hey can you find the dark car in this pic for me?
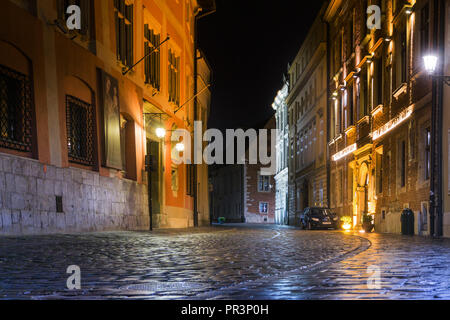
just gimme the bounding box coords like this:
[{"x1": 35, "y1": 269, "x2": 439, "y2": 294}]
[{"x1": 300, "y1": 207, "x2": 339, "y2": 230}]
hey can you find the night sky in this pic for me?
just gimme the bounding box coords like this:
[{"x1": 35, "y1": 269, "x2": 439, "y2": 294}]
[{"x1": 198, "y1": 0, "x2": 326, "y2": 131}]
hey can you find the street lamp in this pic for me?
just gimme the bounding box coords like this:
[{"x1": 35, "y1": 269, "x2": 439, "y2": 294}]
[
  {"x1": 423, "y1": 55, "x2": 450, "y2": 86},
  {"x1": 155, "y1": 127, "x2": 166, "y2": 139}
]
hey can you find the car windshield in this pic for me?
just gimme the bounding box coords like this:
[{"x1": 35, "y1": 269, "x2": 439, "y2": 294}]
[{"x1": 310, "y1": 208, "x2": 333, "y2": 216}]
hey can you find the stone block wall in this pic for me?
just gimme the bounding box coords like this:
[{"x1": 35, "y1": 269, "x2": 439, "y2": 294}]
[{"x1": 0, "y1": 153, "x2": 149, "y2": 235}]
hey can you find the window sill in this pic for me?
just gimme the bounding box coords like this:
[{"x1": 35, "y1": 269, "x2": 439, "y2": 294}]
[
  {"x1": 357, "y1": 116, "x2": 370, "y2": 125},
  {"x1": 393, "y1": 83, "x2": 407, "y2": 100}
]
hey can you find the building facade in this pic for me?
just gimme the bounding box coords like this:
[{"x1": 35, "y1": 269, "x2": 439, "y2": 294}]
[
  {"x1": 243, "y1": 117, "x2": 276, "y2": 224},
  {"x1": 287, "y1": 9, "x2": 328, "y2": 226},
  {"x1": 0, "y1": 0, "x2": 214, "y2": 234},
  {"x1": 441, "y1": 0, "x2": 450, "y2": 237},
  {"x1": 325, "y1": 0, "x2": 441, "y2": 234},
  {"x1": 272, "y1": 82, "x2": 289, "y2": 225}
]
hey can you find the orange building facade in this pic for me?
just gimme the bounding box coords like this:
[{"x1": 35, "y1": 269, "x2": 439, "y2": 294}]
[{"x1": 0, "y1": 0, "x2": 214, "y2": 234}]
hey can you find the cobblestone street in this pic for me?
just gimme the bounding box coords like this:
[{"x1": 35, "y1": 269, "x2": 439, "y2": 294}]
[{"x1": 1, "y1": 224, "x2": 450, "y2": 300}]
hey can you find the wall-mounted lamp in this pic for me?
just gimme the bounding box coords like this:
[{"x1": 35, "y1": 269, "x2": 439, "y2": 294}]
[{"x1": 423, "y1": 55, "x2": 450, "y2": 86}]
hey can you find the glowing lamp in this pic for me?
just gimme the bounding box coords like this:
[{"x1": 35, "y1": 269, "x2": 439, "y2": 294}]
[
  {"x1": 175, "y1": 143, "x2": 185, "y2": 152},
  {"x1": 342, "y1": 223, "x2": 352, "y2": 231},
  {"x1": 423, "y1": 55, "x2": 438, "y2": 75},
  {"x1": 155, "y1": 127, "x2": 166, "y2": 138}
]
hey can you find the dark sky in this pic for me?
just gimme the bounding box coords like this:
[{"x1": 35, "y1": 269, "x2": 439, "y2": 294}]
[{"x1": 198, "y1": 0, "x2": 326, "y2": 131}]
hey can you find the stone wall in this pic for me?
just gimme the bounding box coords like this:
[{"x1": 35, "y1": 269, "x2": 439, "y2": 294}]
[{"x1": 0, "y1": 153, "x2": 149, "y2": 235}]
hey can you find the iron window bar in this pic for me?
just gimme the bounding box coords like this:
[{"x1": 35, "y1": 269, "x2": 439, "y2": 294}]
[{"x1": 0, "y1": 63, "x2": 33, "y2": 153}]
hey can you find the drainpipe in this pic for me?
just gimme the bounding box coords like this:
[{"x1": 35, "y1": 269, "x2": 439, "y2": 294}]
[
  {"x1": 194, "y1": 4, "x2": 216, "y2": 227},
  {"x1": 430, "y1": 0, "x2": 444, "y2": 237}
]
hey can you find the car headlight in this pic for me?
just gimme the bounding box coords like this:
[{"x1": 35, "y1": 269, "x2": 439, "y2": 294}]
[
  {"x1": 333, "y1": 217, "x2": 338, "y2": 221},
  {"x1": 312, "y1": 218, "x2": 319, "y2": 222}
]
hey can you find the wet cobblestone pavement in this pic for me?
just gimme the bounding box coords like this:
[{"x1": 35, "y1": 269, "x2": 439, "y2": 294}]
[{"x1": 1, "y1": 224, "x2": 450, "y2": 299}]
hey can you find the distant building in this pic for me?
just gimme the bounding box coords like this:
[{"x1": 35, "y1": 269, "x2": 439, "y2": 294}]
[
  {"x1": 287, "y1": 7, "x2": 328, "y2": 226},
  {"x1": 272, "y1": 83, "x2": 289, "y2": 225},
  {"x1": 210, "y1": 117, "x2": 276, "y2": 224},
  {"x1": 441, "y1": 0, "x2": 450, "y2": 237},
  {"x1": 243, "y1": 117, "x2": 276, "y2": 224}
]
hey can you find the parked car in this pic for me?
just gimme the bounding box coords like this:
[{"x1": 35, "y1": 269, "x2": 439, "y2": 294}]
[{"x1": 300, "y1": 207, "x2": 339, "y2": 230}]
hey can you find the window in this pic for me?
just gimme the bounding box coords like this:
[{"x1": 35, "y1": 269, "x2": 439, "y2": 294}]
[
  {"x1": 347, "y1": 83, "x2": 354, "y2": 126},
  {"x1": 66, "y1": 95, "x2": 95, "y2": 166},
  {"x1": 144, "y1": 25, "x2": 160, "y2": 90},
  {"x1": 376, "y1": 152, "x2": 383, "y2": 194},
  {"x1": 259, "y1": 202, "x2": 268, "y2": 214},
  {"x1": 330, "y1": 172, "x2": 336, "y2": 206},
  {"x1": 0, "y1": 64, "x2": 33, "y2": 153},
  {"x1": 420, "y1": 3, "x2": 430, "y2": 54},
  {"x1": 400, "y1": 140, "x2": 406, "y2": 188},
  {"x1": 168, "y1": 49, "x2": 180, "y2": 106},
  {"x1": 258, "y1": 174, "x2": 270, "y2": 192},
  {"x1": 114, "y1": 0, "x2": 133, "y2": 68},
  {"x1": 373, "y1": 57, "x2": 383, "y2": 108},
  {"x1": 358, "y1": 67, "x2": 369, "y2": 118},
  {"x1": 425, "y1": 127, "x2": 431, "y2": 180},
  {"x1": 395, "y1": 23, "x2": 407, "y2": 88}
]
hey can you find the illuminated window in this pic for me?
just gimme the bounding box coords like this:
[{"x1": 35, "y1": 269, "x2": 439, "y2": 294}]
[
  {"x1": 258, "y1": 174, "x2": 270, "y2": 192},
  {"x1": 259, "y1": 202, "x2": 268, "y2": 214}
]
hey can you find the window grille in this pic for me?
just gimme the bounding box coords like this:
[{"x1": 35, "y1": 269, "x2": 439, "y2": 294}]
[
  {"x1": 0, "y1": 64, "x2": 33, "y2": 153},
  {"x1": 66, "y1": 95, "x2": 95, "y2": 166}
]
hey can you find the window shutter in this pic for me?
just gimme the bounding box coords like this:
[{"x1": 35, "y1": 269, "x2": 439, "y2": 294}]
[{"x1": 80, "y1": 0, "x2": 89, "y2": 36}]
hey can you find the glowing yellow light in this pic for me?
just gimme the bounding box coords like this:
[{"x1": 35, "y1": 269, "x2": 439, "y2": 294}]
[
  {"x1": 342, "y1": 223, "x2": 352, "y2": 231},
  {"x1": 155, "y1": 127, "x2": 166, "y2": 138},
  {"x1": 359, "y1": 229, "x2": 366, "y2": 234},
  {"x1": 332, "y1": 143, "x2": 357, "y2": 161},
  {"x1": 175, "y1": 143, "x2": 185, "y2": 152},
  {"x1": 371, "y1": 106, "x2": 413, "y2": 140}
]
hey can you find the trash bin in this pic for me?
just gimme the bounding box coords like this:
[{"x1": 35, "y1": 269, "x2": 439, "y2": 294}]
[
  {"x1": 401, "y1": 210, "x2": 408, "y2": 235},
  {"x1": 401, "y1": 209, "x2": 415, "y2": 236},
  {"x1": 406, "y1": 209, "x2": 415, "y2": 236}
]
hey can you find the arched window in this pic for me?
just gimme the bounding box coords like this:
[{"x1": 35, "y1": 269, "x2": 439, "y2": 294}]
[
  {"x1": 0, "y1": 40, "x2": 35, "y2": 157},
  {"x1": 64, "y1": 76, "x2": 96, "y2": 167}
]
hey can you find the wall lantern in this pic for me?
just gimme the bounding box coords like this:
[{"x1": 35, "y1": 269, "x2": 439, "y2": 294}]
[{"x1": 423, "y1": 55, "x2": 450, "y2": 86}]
